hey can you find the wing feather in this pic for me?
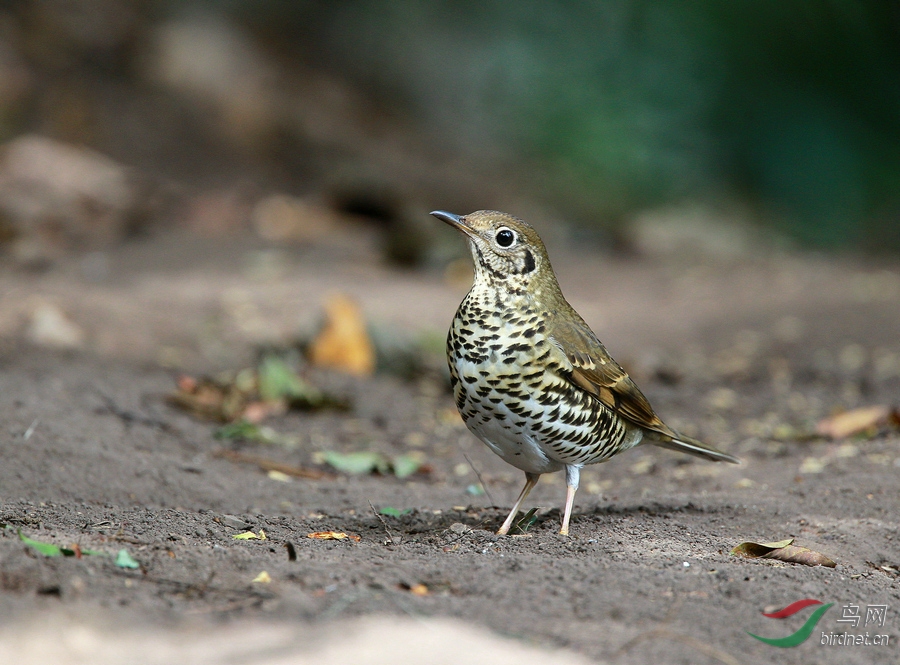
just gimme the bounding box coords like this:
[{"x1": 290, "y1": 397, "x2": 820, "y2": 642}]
[{"x1": 548, "y1": 316, "x2": 676, "y2": 438}]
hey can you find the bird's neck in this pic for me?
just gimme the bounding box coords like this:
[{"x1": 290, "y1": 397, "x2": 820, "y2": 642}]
[{"x1": 469, "y1": 266, "x2": 565, "y2": 312}]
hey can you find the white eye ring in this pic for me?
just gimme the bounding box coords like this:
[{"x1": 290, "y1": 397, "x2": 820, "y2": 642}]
[{"x1": 495, "y1": 227, "x2": 517, "y2": 248}]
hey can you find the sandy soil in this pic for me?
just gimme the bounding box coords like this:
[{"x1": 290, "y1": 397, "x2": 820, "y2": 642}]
[{"x1": 1, "y1": 231, "x2": 898, "y2": 664}]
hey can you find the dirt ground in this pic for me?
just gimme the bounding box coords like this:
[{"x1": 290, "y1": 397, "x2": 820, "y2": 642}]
[{"x1": 1, "y1": 228, "x2": 898, "y2": 664}]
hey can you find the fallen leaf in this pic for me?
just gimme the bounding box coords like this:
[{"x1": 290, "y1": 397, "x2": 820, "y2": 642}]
[
  {"x1": 315, "y1": 450, "x2": 427, "y2": 478},
  {"x1": 252, "y1": 571, "x2": 272, "y2": 583},
  {"x1": 166, "y1": 375, "x2": 247, "y2": 422},
  {"x1": 214, "y1": 421, "x2": 299, "y2": 448},
  {"x1": 409, "y1": 583, "x2": 429, "y2": 596},
  {"x1": 168, "y1": 357, "x2": 346, "y2": 424},
  {"x1": 215, "y1": 420, "x2": 266, "y2": 440},
  {"x1": 19, "y1": 531, "x2": 105, "y2": 558},
  {"x1": 510, "y1": 508, "x2": 539, "y2": 535},
  {"x1": 233, "y1": 531, "x2": 261, "y2": 540},
  {"x1": 307, "y1": 531, "x2": 361, "y2": 542},
  {"x1": 114, "y1": 549, "x2": 140, "y2": 569},
  {"x1": 257, "y1": 355, "x2": 324, "y2": 407},
  {"x1": 19, "y1": 531, "x2": 63, "y2": 557},
  {"x1": 391, "y1": 453, "x2": 424, "y2": 478},
  {"x1": 379, "y1": 507, "x2": 412, "y2": 517},
  {"x1": 815, "y1": 405, "x2": 896, "y2": 439},
  {"x1": 731, "y1": 538, "x2": 836, "y2": 567},
  {"x1": 317, "y1": 450, "x2": 391, "y2": 475},
  {"x1": 307, "y1": 294, "x2": 375, "y2": 376}
]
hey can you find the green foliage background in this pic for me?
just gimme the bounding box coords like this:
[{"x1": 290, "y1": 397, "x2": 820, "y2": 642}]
[{"x1": 249, "y1": 0, "x2": 900, "y2": 250}]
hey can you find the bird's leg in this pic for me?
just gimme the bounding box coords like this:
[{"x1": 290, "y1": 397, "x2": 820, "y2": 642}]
[
  {"x1": 560, "y1": 465, "x2": 581, "y2": 536},
  {"x1": 497, "y1": 472, "x2": 540, "y2": 535}
]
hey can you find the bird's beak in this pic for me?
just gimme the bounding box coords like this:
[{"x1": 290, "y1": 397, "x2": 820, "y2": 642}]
[{"x1": 430, "y1": 210, "x2": 475, "y2": 238}]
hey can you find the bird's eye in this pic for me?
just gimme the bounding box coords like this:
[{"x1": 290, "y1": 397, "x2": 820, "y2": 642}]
[{"x1": 495, "y1": 228, "x2": 516, "y2": 248}]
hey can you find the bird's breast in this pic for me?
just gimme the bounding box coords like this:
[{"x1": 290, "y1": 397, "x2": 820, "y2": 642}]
[{"x1": 447, "y1": 287, "x2": 641, "y2": 471}]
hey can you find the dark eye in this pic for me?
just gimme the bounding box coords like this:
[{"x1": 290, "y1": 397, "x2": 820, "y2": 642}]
[{"x1": 495, "y1": 228, "x2": 516, "y2": 248}]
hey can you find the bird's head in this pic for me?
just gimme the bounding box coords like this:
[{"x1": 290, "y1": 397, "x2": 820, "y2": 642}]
[{"x1": 431, "y1": 210, "x2": 553, "y2": 292}]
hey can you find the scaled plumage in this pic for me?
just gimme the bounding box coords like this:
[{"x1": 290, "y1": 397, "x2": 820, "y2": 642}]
[{"x1": 433, "y1": 209, "x2": 739, "y2": 535}]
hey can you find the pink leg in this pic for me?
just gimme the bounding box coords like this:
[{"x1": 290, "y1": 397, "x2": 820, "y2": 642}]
[
  {"x1": 560, "y1": 465, "x2": 581, "y2": 535},
  {"x1": 560, "y1": 484, "x2": 577, "y2": 535},
  {"x1": 497, "y1": 472, "x2": 540, "y2": 535}
]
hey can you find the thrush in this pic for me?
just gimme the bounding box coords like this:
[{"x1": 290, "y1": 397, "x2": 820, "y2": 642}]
[{"x1": 432, "y1": 209, "x2": 739, "y2": 536}]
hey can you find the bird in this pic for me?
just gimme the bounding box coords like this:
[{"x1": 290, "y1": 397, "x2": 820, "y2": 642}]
[{"x1": 432, "y1": 209, "x2": 739, "y2": 536}]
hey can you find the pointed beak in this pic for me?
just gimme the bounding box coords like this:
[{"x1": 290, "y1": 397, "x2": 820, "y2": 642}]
[{"x1": 430, "y1": 210, "x2": 475, "y2": 237}]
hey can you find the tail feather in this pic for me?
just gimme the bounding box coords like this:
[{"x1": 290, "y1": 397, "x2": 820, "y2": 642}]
[{"x1": 648, "y1": 432, "x2": 740, "y2": 464}]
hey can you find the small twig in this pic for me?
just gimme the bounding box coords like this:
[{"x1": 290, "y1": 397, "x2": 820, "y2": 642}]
[
  {"x1": 213, "y1": 449, "x2": 336, "y2": 480},
  {"x1": 23, "y1": 418, "x2": 39, "y2": 441},
  {"x1": 368, "y1": 500, "x2": 397, "y2": 544},
  {"x1": 613, "y1": 628, "x2": 742, "y2": 665},
  {"x1": 463, "y1": 453, "x2": 495, "y2": 506}
]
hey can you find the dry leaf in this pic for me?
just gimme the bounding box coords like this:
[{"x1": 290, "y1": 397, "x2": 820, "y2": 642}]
[
  {"x1": 409, "y1": 583, "x2": 429, "y2": 596},
  {"x1": 731, "y1": 538, "x2": 836, "y2": 567},
  {"x1": 308, "y1": 294, "x2": 375, "y2": 376},
  {"x1": 167, "y1": 375, "x2": 247, "y2": 422},
  {"x1": 307, "y1": 531, "x2": 361, "y2": 542},
  {"x1": 815, "y1": 405, "x2": 895, "y2": 439},
  {"x1": 168, "y1": 357, "x2": 345, "y2": 424}
]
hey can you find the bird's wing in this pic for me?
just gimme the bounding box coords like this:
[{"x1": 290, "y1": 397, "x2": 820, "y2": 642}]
[{"x1": 547, "y1": 315, "x2": 676, "y2": 437}]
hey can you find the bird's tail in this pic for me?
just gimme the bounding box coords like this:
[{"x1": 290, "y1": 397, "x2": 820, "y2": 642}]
[{"x1": 648, "y1": 431, "x2": 740, "y2": 464}]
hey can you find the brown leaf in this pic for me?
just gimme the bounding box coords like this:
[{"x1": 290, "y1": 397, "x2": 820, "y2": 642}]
[
  {"x1": 731, "y1": 538, "x2": 836, "y2": 567},
  {"x1": 815, "y1": 405, "x2": 893, "y2": 439},
  {"x1": 166, "y1": 375, "x2": 248, "y2": 422},
  {"x1": 307, "y1": 294, "x2": 375, "y2": 376},
  {"x1": 307, "y1": 531, "x2": 361, "y2": 542}
]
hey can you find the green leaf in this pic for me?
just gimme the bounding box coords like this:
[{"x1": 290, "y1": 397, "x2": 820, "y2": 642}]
[
  {"x1": 214, "y1": 421, "x2": 298, "y2": 448},
  {"x1": 379, "y1": 507, "x2": 412, "y2": 517},
  {"x1": 510, "y1": 508, "x2": 539, "y2": 535},
  {"x1": 19, "y1": 531, "x2": 106, "y2": 558},
  {"x1": 19, "y1": 531, "x2": 63, "y2": 556},
  {"x1": 392, "y1": 454, "x2": 422, "y2": 478},
  {"x1": 114, "y1": 549, "x2": 140, "y2": 569},
  {"x1": 215, "y1": 420, "x2": 263, "y2": 440},
  {"x1": 258, "y1": 356, "x2": 321, "y2": 403},
  {"x1": 232, "y1": 531, "x2": 260, "y2": 540},
  {"x1": 320, "y1": 450, "x2": 391, "y2": 475}
]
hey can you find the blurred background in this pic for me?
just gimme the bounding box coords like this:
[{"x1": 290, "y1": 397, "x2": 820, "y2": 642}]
[{"x1": 1, "y1": 0, "x2": 900, "y2": 268}]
